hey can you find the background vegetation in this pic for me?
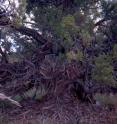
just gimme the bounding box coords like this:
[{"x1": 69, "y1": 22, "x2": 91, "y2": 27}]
[{"x1": 0, "y1": 0, "x2": 117, "y2": 123}]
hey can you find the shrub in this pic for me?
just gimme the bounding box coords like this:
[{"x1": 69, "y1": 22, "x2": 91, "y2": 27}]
[{"x1": 92, "y1": 54, "x2": 116, "y2": 87}]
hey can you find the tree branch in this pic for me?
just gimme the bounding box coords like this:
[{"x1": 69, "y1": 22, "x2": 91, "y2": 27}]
[
  {"x1": 95, "y1": 18, "x2": 106, "y2": 26},
  {"x1": 0, "y1": 47, "x2": 8, "y2": 63},
  {"x1": 11, "y1": 25, "x2": 48, "y2": 44}
]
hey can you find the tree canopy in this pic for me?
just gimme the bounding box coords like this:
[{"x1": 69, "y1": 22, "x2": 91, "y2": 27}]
[{"x1": 0, "y1": 0, "x2": 117, "y2": 117}]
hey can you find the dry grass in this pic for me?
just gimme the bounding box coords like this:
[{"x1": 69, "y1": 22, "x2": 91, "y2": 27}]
[{"x1": 0, "y1": 96, "x2": 117, "y2": 124}]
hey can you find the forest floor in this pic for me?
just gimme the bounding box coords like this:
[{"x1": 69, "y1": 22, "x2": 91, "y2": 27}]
[{"x1": 0, "y1": 95, "x2": 117, "y2": 124}]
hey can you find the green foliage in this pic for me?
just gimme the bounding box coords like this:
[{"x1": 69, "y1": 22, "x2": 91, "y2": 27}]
[
  {"x1": 61, "y1": 15, "x2": 76, "y2": 28},
  {"x1": 33, "y1": 6, "x2": 63, "y2": 29},
  {"x1": 8, "y1": 53, "x2": 23, "y2": 63},
  {"x1": 92, "y1": 54, "x2": 116, "y2": 87},
  {"x1": 112, "y1": 44, "x2": 117, "y2": 59},
  {"x1": 6, "y1": 0, "x2": 98, "y2": 57},
  {"x1": 66, "y1": 49, "x2": 83, "y2": 61},
  {"x1": 13, "y1": 95, "x2": 23, "y2": 102},
  {"x1": 79, "y1": 30, "x2": 91, "y2": 46},
  {"x1": 13, "y1": 0, "x2": 27, "y2": 25},
  {"x1": 0, "y1": 0, "x2": 117, "y2": 110},
  {"x1": 58, "y1": 53, "x2": 66, "y2": 61},
  {"x1": 35, "y1": 86, "x2": 47, "y2": 100},
  {"x1": 95, "y1": 93, "x2": 117, "y2": 106},
  {"x1": 58, "y1": 15, "x2": 78, "y2": 50},
  {"x1": 23, "y1": 87, "x2": 36, "y2": 99},
  {"x1": 13, "y1": 85, "x2": 47, "y2": 101}
]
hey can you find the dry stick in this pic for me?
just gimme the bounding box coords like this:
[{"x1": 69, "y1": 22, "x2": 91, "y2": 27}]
[{"x1": 0, "y1": 93, "x2": 22, "y2": 107}]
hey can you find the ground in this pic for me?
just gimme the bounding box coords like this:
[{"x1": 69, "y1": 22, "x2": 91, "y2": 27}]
[{"x1": 0, "y1": 95, "x2": 117, "y2": 124}]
